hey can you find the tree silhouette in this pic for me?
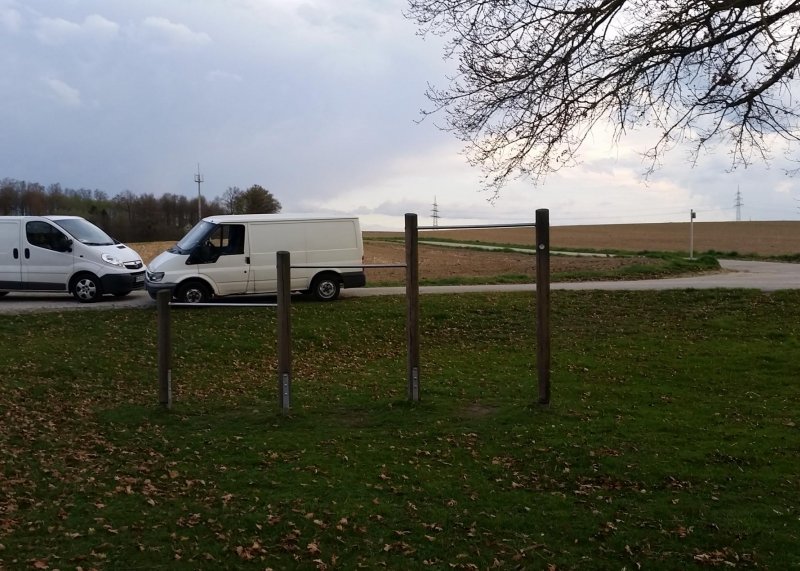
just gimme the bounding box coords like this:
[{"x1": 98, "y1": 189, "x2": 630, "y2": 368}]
[
  {"x1": 0, "y1": 177, "x2": 279, "y2": 241},
  {"x1": 241, "y1": 185, "x2": 282, "y2": 214}
]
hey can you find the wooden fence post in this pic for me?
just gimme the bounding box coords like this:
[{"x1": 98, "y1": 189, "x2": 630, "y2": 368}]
[
  {"x1": 157, "y1": 289, "x2": 172, "y2": 409},
  {"x1": 535, "y1": 208, "x2": 551, "y2": 405},
  {"x1": 276, "y1": 251, "x2": 292, "y2": 413},
  {"x1": 405, "y1": 213, "x2": 420, "y2": 402}
]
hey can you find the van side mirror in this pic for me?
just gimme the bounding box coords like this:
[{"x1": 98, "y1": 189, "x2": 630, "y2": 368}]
[
  {"x1": 55, "y1": 237, "x2": 73, "y2": 253},
  {"x1": 188, "y1": 245, "x2": 209, "y2": 265},
  {"x1": 188, "y1": 241, "x2": 219, "y2": 264}
]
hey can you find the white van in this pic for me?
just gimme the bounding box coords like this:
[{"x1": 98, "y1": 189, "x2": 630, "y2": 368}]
[
  {"x1": 145, "y1": 214, "x2": 366, "y2": 302},
  {"x1": 0, "y1": 215, "x2": 146, "y2": 302}
]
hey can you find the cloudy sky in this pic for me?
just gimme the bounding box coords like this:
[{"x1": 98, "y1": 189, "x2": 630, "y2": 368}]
[{"x1": 2, "y1": 0, "x2": 799, "y2": 230}]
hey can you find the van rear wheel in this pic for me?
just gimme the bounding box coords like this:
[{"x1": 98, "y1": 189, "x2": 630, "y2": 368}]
[
  {"x1": 71, "y1": 274, "x2": 102, "y2": 303},
  {"x1": 311, "y1": 274, "x2": 341, "y2": 301},
  {"x1": 176, "y1": 281, "x2": 211, "y2": 304}
]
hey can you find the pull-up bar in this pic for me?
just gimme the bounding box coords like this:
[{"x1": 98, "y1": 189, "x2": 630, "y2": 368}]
[
  {"x1": 419, "y1": 222, "x2": 536, "y2": 230},
  {"x1": 414, "y1": 210, "x2": 551, "y2": 405},
  {"x1": 275, "y1": 209, "x2": 551, "y2": 414}
]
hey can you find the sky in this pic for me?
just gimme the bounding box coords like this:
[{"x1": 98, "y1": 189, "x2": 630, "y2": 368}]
[{"x1": 1, "y1": 0, "x2": 799, "y2": 230}]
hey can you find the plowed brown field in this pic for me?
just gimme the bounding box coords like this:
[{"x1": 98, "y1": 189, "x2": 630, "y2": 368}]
[
  {"x1": 129, "y1": 221, "x2": 798, "y2": 283},
  {"x1": 394, "y1": 220, "x2": 800, "y2": 256}
]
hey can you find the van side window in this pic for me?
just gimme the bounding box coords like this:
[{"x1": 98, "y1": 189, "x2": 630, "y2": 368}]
[
  {"x1": 208, "y1": 224, "x2": 245, "y2": 255},
  {"x1": 26, "y1": 221, "x2": 69, "y2": 251},
  {"x1": 193, "y1": 224, "x2": 245, "y2": 264}
]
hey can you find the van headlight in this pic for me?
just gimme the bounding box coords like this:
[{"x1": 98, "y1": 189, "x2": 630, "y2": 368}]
[
  {"x1": 147, "y1": 271, "x2": 165, "y2": 283},
  {"x1": 101, "y1": 253, "x2": 124, "y2": 267}
]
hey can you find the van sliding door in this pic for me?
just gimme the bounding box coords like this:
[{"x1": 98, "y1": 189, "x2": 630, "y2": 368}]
[
  {"x1": 248, "y1": 222, "x2": 308, "y2": 293},
  {"x1": 0, "y1": 220, "x2": 22, "y2": 290}
]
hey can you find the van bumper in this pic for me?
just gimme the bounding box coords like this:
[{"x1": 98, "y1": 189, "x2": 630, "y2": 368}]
[
  {"x1": 342, "y1": 271, "x2": 366, "y2": 289},
  {"x1": 101, "y1": 271, "x2": 146, "y2": 294}
]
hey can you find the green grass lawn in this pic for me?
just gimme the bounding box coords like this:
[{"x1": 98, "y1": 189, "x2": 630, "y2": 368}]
[{"x1": 1, "y1": 290, "x2": 798, "y2": 569}]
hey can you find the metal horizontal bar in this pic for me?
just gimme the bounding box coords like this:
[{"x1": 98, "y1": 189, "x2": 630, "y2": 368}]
[
  {"x1": 418, "y1": 223, "x2": 535, "y2": 230},
  {"x1": 290, "y1": 263, "x2": 406, "y2": 269},
  {"x1": 170, "y1": 303, "x2": 277, "y2": 308}
]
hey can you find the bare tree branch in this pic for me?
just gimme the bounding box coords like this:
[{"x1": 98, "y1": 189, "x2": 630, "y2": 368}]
[{"x1": 406, "y1": 0, "x2": 800, "y2": 194}]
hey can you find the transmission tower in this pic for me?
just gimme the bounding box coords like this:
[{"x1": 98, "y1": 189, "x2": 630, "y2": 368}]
[
  {"x1": 194, "y1": 164, "x2": 204, "y2": 221},
  {"x1": 431, "y1": 196, "x2": 440, "y2": 227},
  {"x1": 734, "y1": 186, "x2": 743, "y2": 221}
]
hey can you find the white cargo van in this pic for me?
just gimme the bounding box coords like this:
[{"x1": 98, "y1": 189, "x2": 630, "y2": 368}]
[
  {"x1": 145, "y1": 214, "x2": 366, "y2": 302},
  {"x1": 0, "y1": 215, "x2": 146, "y2": 302}
]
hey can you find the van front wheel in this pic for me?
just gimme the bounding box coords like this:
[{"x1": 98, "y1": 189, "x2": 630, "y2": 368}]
[
  {"x1": 311, "y1": 274, "x2": 340, "y2": 302},
  {"x1": 71, "y1": 274, "x2": 102, "y2": 303},
  {"x1": 176, "y1": 281, "x2": 211, "y2": 304}
]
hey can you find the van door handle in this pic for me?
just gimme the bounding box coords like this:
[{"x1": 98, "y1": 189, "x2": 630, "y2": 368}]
[
  {"x1": 24, "y1": 248, "x2": 30, "y2": 259},
  {"x1": 245, "y1": 256, "x2": 250, "y2": 264},
  {"x1": 13, "y1": 248, "x2": 18, "y2": 259}
]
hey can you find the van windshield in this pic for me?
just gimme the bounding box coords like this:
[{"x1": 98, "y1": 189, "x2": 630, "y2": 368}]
[
  {"x1": 53, "y1": 218, "x2": 115, "y2": 246},
  {"x1": 174, "y1": 221, "x2": 216, "y2": 254}
]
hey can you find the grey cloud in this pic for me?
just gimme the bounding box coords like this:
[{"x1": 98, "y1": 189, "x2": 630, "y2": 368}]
[
  {"x1": 35, "y1": 14, "x2": 118, "y2": 45},
  {"x1": 205, "y1": 69, "x2": 243, "y2": 83},
  {"x1": 35, "y1": 16, "x2": 80, "y2": 44},
  {"x1": 136, "y1": 16, "x2": 211, "y2": 49},
  {"x1": 0, "y1": 4, "x2": 21, "y2": 32},
  {"x1": 41, "y1": 77, "x2": 81, "y2": 106}
]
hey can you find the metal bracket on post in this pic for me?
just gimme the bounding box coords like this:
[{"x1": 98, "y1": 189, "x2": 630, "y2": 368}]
[
  {"x1": 410, "y1": 367, "x2": 419, "y2": 402},
  {"x1": 281, "y1": 372, "x2": 291, "y2": 413}
]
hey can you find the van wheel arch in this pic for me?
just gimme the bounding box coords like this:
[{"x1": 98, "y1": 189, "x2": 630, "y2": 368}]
[
  {"x1": 70, "y1": 272, "x2": 103, "y2": 303},
  {"x1": 175, "y1": 280, "x2": 213, "y2": 303},
  {"x1": 310, "y1": 272, "x2": 341, "y2": 301}
]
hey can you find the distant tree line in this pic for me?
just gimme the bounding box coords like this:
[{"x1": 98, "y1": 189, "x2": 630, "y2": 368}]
[{"x1": 0, "y1": 178, "x2": 281, "y2": 243}]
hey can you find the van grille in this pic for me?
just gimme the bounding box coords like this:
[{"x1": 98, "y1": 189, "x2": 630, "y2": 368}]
[{"x1": 124, "y1": 260, "x2": 144, "y2": 270}]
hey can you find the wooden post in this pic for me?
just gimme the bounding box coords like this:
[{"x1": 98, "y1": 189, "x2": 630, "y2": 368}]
[
  {"x1": 157, "y1": 289, "x2": 172, "y2": 409},
  {"x1": 276, "y1": 251, "x2": 292, "y2": 413},
  {"x1": 535, "y1": 208, "x2": 551, "y2": 406},
  {"x1": 405, "y1": 213, "x2": 420, "y2": 402}
]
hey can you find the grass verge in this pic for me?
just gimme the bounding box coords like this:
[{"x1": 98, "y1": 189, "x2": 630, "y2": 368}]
[
  {"x1": 552, "y1": 253, "x2": 720, "y2": 283},
  {"x1": 1, "y1": 290, "x2": 798, "y2": 569}
]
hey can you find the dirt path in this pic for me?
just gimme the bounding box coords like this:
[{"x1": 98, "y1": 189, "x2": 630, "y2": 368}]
[{"x1": 341, "y1": 260, "x2": 800, "y2": 296}]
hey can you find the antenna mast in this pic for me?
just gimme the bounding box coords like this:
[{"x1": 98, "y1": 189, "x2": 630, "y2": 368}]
[
  {"x1": 194, "y1": 164, "x2": 204, "y2": 221},
  {"x1": 734, "y1": 186, "x2": 743, "y2": 221}
]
